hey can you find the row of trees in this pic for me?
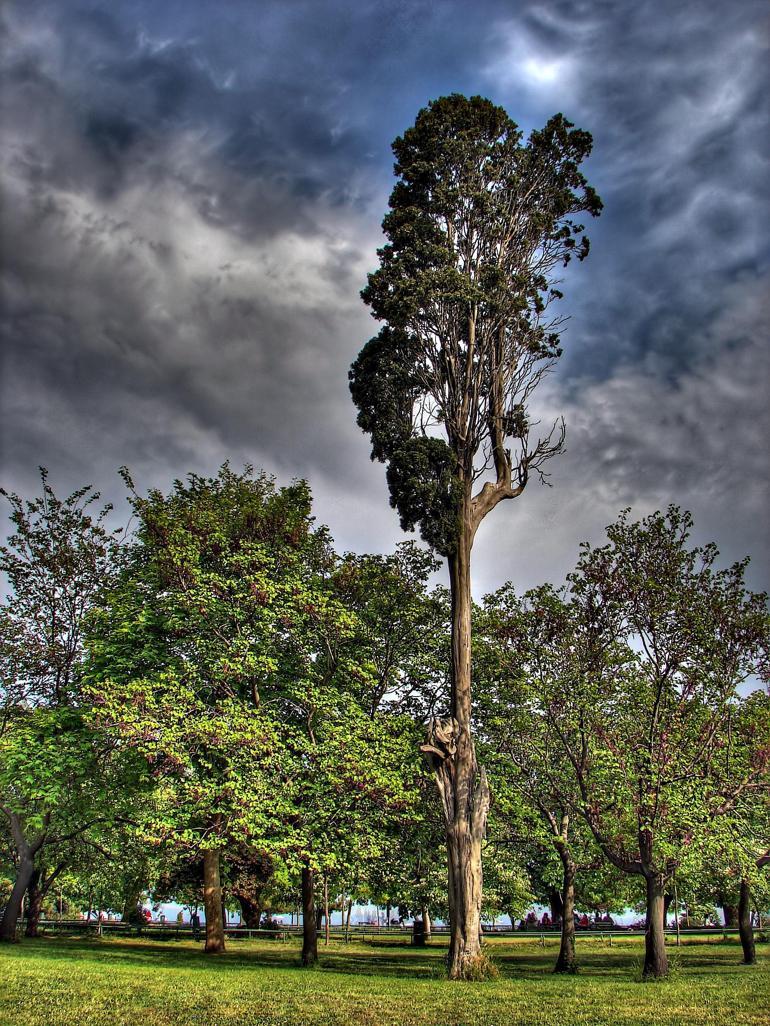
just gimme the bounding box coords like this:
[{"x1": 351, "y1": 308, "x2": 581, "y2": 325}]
[{"x1": 1, "y1": 467, "x2": 768, "y2": 980}]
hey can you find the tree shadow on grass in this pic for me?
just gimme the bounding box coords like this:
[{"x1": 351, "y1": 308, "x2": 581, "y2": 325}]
[
  {"x1": 9, "y1": 937, "x2": 450, "y2": 979},
  {"x1": 15, "y1": 937, "x2": 758, "y2": 984},
  {"x1": 492, "y1": 947, "x2": 646, "y2": 981}
]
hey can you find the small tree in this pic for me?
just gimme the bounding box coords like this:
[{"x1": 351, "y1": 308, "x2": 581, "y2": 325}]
[
  {"x1": 532, "y1": 509, "x2": 769, "y2": 979},
  {"x1": 478, "y1": 584, "x2": 645, "y2": 971},
  {"x1": 350, "y1": 94, "x2": 601, "y2": 977},
  {"x1": 689, "y1": 692, "x2": 770, "y2": 964},
  {"x1": 0, "y1": 472, "x2": 131, "y2": 943}
]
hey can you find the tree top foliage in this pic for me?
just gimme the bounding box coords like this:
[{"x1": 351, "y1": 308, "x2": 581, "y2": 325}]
[
  {"x1": 350, "y1": 94, "x2": 601, "y2": 554},
  {"x1": 0, "y1": 468, "x2": 120, "y2": 710}
]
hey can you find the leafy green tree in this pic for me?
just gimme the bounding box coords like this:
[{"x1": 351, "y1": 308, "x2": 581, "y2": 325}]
[
  {"x1": 87, "y1": 466, "x2": 336, "y2": 953},
  {"x1": 288, "y1": 696, "x2": 421, "y2": 963},
  {"x1": 685, "y1": 692, "x2": 770, "y2": 963},
  {"x1": 0, "y1": 472, "x2": 134, "y2": 943},
  {"x1": 226, "y1": 847, "x2": 278, "y2": 929},
  {"x1": 326, "y1": 543, "x2": 451, "y2": 938},
  {"x1": 152, "y1": 857, "x2": 205, "y2": 919},
  {"x1": 0, "y1": 471, "x2": 121, "y2": 712},
  {"x1": 523, "y1": 509, "x2": 769, "y2": 979},
  {"x1": 330, "y1": 542, "x2": 448, "y2": 721},
  {"x1": 362, "y1": 772, "x2": 449, "y2": 939},
  {"x1": 88, "y1": 466, "x2": 421, "y2": 965},
  {"x1": 349, "y1": 93, "x2": 601, "y2": 977},
  {"x1": 477, "y1": 584, "x2": 635, "y2": 971}
]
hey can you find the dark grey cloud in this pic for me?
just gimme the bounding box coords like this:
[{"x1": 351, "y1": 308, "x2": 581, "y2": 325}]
[{"x1": 1, "y1": 0, "x2": 767, "y2": 597}]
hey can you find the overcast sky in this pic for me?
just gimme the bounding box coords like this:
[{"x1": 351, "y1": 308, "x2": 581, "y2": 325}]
[{"x1": 1, "y1": 0, "x2": 768, "y2": 596}]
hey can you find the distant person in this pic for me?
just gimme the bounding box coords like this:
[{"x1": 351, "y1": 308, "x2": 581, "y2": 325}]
[
  {"x1": 190, "y1": 911, "x2": 201, "y2": 941},
  {"x1": 176, "y1": 910, "x2": 184, "y2": 925}
]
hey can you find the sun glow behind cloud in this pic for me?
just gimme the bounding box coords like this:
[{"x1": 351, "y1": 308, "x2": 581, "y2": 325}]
[
  {"x1": 522, "y1": 55, "x2": 566, "y2": 83},
  {"x1": 484, "y1": 22, "x2": 575, "y2": 102}
]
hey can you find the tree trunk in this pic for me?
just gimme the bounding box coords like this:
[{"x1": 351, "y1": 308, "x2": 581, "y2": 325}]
[
  {"x1": 673, "y1": 877, "x2": 681, "y2": 947},
  {"x1": 202, "y1": 850, "x2": 225, "y2": 954},
  {"x1": 443, "y1": 768, "x2": 487, "y2": 977},
  {"x1": 120, "y1": 865, "x2": 148, "y2": 922},
  {"x1": 722, "y1": 902, "x2": 739, "y2": 928},
  {"x1": 237, "y1": 895, "x2": 262, "y2": 930},
  {"x1": 663, "y1": 893, "x2": 672, "y2": 926},
  {"x1": 549, "y1": 886, "x2": 564, "y2": 926},
  {"x1": 423, "y1": 528, "x2": 490, "y2": 979},
  {"x1": 301, "y1": 866, "x2": 318, "y2": 966},
  {"x1": 738, "y1": 878, "x2": 755, "y2": 965},
  {"x1": 643, "y1": 875, "x2": 669, "y2": 979},
  {"x1": 24, "y1": 869, "x2": 43, "y2": 938},
  {"x1": 344, "y1": 894, "x2": 352, "y2": 942},
  {"x1": 1, "y1": 856, "x2": 35, "y2": 943},
  {"x1": 553, "y1": 858, "x2": 577, "y2": 973},
  {"x1": 323, "y1": 875, "x2": 330, "y2": 946}
]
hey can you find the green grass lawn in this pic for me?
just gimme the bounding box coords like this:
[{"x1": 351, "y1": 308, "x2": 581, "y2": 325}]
[{"x1": 0, "y1": 933, "x2": 767, "y2": 1026}]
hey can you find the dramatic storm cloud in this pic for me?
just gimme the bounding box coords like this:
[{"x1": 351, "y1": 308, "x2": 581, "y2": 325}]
[{"x1": 1, "y1": 0, "x2": 767, "y2": 592}]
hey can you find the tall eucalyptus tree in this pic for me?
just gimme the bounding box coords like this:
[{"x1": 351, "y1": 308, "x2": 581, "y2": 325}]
[{"x1": 350, "y1": 93, "x2": 601, "y2": 976}]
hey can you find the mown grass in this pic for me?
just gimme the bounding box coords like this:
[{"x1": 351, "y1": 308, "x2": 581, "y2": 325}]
[{"x1": 0, "y1": 932, "x2": 767, "y2": 1026}]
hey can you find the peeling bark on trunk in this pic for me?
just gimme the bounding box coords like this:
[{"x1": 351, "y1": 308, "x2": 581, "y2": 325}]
[
  {"x1": 422, "y1": 525, "x2": 490, "y2": 979},
  {"x1": 301, "y1": 866, "x2": 318, "y2": 966},
  {"x1": 202, "y1": 850, "x2": 226, "y2": 953},
  {"x1": 430, "y1": 717, "x2": 489, "y2": 978},
  {"x1": 553, "y1": 857, "x2": 577, "y2": 973},
  {"x1": 738, "y1": 878, "x2": 755, "y2": 965},
  {"x1": 643, "y1": 875, "x2": 669, "y2": 979},
  {"x1": 24, "y1": 870, "x2": 43, "y2": 938}
]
